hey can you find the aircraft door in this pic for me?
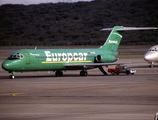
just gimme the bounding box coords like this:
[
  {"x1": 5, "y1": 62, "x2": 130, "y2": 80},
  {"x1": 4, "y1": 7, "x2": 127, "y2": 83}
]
[{"x1": 23, "y1": 52, "x2": 30, "y2": 64}]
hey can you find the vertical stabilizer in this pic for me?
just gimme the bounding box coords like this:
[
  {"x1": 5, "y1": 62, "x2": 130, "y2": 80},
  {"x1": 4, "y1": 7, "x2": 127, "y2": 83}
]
[
  {"x1": 99, "y1": 26, "x2": 124, "y2": 52},
  {"x1": 99, "y1": 26, "x2": 157, "y2": 52}
]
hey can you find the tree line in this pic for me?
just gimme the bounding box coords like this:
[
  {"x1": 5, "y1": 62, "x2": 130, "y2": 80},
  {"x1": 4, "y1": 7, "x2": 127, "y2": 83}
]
[{"x1": 0, "y1": 0, "x2": 158, "y2": 46}]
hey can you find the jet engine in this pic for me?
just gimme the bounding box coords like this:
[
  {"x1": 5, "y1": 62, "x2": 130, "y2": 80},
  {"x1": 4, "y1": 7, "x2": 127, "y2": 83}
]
[{"x1": 95, "y1": 55, "x2": 118, "y2": 63}]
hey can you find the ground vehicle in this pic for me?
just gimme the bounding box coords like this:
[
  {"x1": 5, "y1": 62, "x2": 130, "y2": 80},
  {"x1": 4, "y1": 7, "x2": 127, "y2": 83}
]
[{"x1": 108, "y1": 65, "x2": 136, "y2": 75}]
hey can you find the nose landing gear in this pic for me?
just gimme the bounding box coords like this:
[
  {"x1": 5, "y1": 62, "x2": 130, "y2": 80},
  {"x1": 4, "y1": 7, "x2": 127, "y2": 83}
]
[
  {"x1": 149, "y1": 62, "x2": 154, "y2": 68},
  {"x1": 9, "y1": 75, "x2": 15, "y2": 79},
  {"x1": 9, "y1": 71, "x2": 15, "y2": 79}
]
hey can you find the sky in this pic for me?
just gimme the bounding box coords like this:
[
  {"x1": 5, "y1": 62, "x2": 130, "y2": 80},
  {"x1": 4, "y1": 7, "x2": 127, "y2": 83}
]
[{"x1": 0, "y1": 0, "x2": 93, "y2": 5}]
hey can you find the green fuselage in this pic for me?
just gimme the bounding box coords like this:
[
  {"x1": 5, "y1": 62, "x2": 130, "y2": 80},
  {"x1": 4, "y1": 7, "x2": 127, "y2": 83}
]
[{"x1": 2, "y1": 48, "x2": 117, "y2": 72}]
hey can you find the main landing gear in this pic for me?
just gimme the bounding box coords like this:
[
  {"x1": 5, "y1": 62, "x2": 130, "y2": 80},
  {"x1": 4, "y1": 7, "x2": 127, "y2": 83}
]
[
  {"x1": 55, "y1": 70, "x2": 63, "y2": 77},
  {"x1": 55, "y1": 70, "x2": 88, "y2": 76},
  {"x1": 80, "y1": 70, "x2": 88, "y2": 76}
]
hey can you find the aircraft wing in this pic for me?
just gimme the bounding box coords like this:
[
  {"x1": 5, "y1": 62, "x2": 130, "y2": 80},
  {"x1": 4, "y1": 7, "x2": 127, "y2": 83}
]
[{"x1": 64, "y1": 62, "x2": 144, "y2": 69}]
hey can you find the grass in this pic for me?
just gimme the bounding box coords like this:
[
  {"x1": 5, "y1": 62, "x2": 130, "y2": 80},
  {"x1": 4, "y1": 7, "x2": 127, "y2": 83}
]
[
  {"x1": 119, "y1": 51, "x2": 146, "y2": 55},
  {"x1": 0, "y1": 45, "x2": 152, "y2": 49},
  {"x1": 118, "y1": 56, "x2": 143, "y2": 59}
]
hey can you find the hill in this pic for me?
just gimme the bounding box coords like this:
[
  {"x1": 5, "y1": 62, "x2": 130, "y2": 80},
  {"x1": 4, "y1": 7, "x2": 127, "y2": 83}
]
[{"x1": 0, "y1": 0, "x2": 158, "y2": 46}]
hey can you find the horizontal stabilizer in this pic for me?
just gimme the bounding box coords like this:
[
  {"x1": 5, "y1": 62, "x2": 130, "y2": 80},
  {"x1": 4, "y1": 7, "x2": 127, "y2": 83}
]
[{"x1": 101, "y1": 27, "x2": 157, "y2": 31}]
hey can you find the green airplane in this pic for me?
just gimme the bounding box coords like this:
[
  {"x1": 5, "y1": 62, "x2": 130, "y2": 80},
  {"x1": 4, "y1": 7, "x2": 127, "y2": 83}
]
[{"x1": 2, "y1": 26, "x2": 157, "y2": 79}]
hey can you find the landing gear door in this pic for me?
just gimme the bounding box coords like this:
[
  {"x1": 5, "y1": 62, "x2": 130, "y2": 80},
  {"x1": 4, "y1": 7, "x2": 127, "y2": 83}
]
[{"x1": 23, "y1": 52, "x2": 30, "y2": 64}]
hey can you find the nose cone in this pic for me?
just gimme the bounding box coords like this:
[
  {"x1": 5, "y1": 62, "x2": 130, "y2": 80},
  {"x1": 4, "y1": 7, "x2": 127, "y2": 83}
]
[
  {"x1": 2, "y1": 60, "x2": 10, "y2": 71},
  {"x1": 144, "y1": 52, "x2": 157, "y2": 62},
  {"x1": 144, "y1": 54, "x2": 150, "y2": 61},
  {"x1": 2, "y1": 60, "x2": 17, "y2": 71}
]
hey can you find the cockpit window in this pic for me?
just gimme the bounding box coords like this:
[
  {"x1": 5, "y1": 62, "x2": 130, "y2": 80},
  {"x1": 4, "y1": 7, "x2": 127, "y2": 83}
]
[
  {"x1": 8, "y1": 53, "x2": 24, "y2": 60},
  {"x1": 149, "y1": 48, "x2": 158, "y2": 52}
]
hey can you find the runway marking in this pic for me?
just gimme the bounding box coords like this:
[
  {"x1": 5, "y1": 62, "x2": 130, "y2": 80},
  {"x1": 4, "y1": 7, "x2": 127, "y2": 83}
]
[
  {"x1": 0, "y1": 83, "x2": 158, "y2": 97},
  {"x1": 12, "y1": 93, "x2": 23, "y2": 96},
  {"x1": 0, "y1": 93, "x2": 14, "y2": 96}
]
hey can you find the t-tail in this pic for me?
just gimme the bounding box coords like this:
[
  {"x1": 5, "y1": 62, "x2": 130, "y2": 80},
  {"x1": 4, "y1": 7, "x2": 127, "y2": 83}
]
[{"x1": 99, "y1": 26, "x2": 157, "y2": 52}]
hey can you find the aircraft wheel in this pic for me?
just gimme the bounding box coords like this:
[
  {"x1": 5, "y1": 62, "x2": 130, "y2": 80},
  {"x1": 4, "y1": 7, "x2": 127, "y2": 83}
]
[
  {"x1": 126, "y1": 71, "x2": 130, "y2": 75},
  {"x1": 9, "y1": 75, "x2": 15, "y2": 79},
  {"x1": 116, "y1": 72, "x2": 119, "y2": 75},
  {"x1": 149, "y1": 64, "x2": 153, "y2": 68},
  {"x1": 55, "y1": 70, "x2": 63, "y2": 77},
  {"x1": 111, "y1": 71, "x2": 115, "y2": 75},
  {"x1": 80, "y1": 71, "x2": 88, "y2": 76},
  {"x1": 131, "y1": 73, "x2": 134, "y2": 75}
]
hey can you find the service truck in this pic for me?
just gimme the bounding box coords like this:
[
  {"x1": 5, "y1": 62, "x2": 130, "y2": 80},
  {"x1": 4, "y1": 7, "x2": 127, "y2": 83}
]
[{"x1": 108, "y1": 65, "x2": 136, "y2": 75}]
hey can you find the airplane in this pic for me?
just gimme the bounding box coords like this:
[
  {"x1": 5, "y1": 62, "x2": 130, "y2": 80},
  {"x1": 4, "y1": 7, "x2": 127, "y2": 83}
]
[
  {"x1": 144, "y1": 45, "x2": 158, "y2": 68},
  {"x1": 2, "y1": 26, "x2": 157, "y2": 79}
]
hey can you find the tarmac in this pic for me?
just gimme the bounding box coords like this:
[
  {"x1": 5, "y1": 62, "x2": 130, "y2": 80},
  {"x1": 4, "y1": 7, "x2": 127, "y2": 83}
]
[{"x1": 0, "y1": 48, "x2": 158, "y2": 120}]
